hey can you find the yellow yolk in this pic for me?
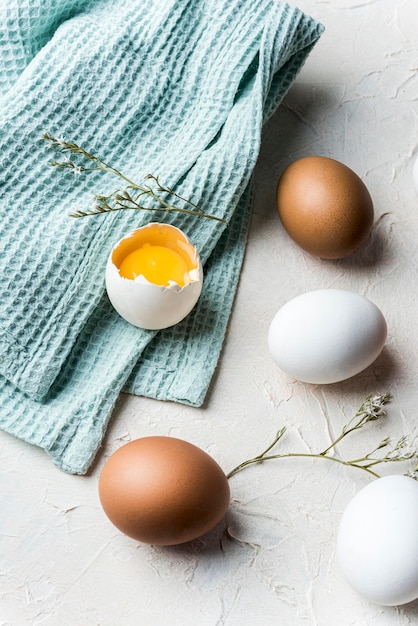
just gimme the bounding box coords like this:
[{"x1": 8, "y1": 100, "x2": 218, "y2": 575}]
[{"x1": 119, "y1": 244, "x2": 189, "y2": 286}]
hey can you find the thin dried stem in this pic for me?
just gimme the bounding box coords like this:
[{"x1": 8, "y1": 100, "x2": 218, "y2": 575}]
[
  {"x1": 226, "y1": 393, "x2": 416, "y2": 481},
  {"x1": 42, "y1": 134, "x2": 226, "y2": 223}
]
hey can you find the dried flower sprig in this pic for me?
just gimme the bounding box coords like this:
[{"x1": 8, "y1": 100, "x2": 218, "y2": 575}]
[
  {"x1": 226, "y1": 393, "x2": 418, "y2": 480},
  {"x1": 42, "y1": 133, "x2": 226, "y2": 223}
]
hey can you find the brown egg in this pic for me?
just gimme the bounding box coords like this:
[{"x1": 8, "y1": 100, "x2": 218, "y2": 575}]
[
  {"x1": 276, "y1": 156, "x2": 374, "y2": 259},
  {"x1": 98, "y1": 436, "x2": 230, "y2": 545}
]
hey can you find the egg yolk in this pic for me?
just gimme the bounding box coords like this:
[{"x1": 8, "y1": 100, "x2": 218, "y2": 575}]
[{"x1": 119, "y1": 244, "x2": 189, "y2": 286}]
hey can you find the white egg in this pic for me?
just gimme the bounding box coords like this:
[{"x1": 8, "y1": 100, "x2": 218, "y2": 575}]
[
  {"x1": 105, "y1": 223, "x2": 203, "y2": 330},
  {"x1": 337, "y1": 475, "x2": 418, "y2": 606},
  {"x1": 413, "y1": 155, "x2": 418, "y2": 195},
  {"x1": 267, "y1": 289, "x2": 387, "y2": 384}
]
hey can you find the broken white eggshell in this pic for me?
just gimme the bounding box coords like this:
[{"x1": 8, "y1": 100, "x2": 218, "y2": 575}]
[{"x1": 105, "y1": 223, "x2": 203, "y2": 330}]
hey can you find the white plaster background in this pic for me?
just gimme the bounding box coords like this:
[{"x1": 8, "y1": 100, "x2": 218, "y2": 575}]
[{"x1": 1, "y1": 0, "x2": 418, "y2": 624}]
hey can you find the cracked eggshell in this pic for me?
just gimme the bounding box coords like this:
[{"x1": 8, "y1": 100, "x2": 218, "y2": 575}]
[
  {"x1": 105, "y1": 223, "x2": 203, "y2": 330},
  {"x1": 268, "y1": 289, "x2": 387, "y2": 384},
  {"x1": 337, "y1": 475, "x2": 418, "y2": 606}
]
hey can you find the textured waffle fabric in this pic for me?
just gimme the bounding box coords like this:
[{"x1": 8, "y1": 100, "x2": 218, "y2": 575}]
[{"x1": 0, "y1": 0, "x2": 323, "y2": 473}]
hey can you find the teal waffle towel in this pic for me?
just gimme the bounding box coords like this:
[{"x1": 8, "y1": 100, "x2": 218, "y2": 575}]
[{"x1": 0, "y1": 0, "x2": 323, "y2": 473}]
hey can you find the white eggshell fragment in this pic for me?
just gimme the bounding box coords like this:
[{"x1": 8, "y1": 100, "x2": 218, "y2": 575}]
[
  {"x1": 105, "y1": 223, "x2": 203, "y2": 330},
  {"x1": 268, "y1": 289, "x2": 387, "y2": 384},
  {"x1": 337, "y1": 475, "x2": 418, "y2": 606}
]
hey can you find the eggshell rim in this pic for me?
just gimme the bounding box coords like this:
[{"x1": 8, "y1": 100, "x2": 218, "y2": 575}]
[{"x1": 109, "y1": 222, "x2": 202, "y2": 290}]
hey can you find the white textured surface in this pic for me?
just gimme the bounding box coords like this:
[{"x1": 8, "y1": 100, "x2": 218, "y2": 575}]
[{"x1": 2, "y1": 0, "x2": 418, "y2": 623}]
